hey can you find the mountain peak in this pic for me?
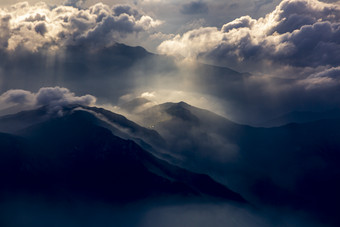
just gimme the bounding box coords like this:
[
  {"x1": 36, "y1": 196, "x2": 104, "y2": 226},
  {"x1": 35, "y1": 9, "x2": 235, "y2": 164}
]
[
  {"x1": 165, "y1": 102, "x2": 199, "y2": 123},
  {"x1": 178, "y1": 101, "x2": 190, "y2": 106},
  {"x1": 0, "y1": 107, "x2": 246, "y2": 204}
]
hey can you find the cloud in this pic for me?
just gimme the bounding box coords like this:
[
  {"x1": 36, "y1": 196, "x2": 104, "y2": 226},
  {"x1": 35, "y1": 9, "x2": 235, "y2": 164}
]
[
  {"x1": 180, "y1": 1, "x2": 209, "y2": 15},
  {"x1": 299, "y1": 66, "x2": 340, "y2": 89},
  {"x1": 318, "y1": 0, "x2": 340, "y2": 3},
  {"x1": 0, "y1": 89, "x2": 35, "y2": 106},
  {"x1": 0, "y1": 0, "x2": 338, "y2": 125},
  {"x1": 113, "y1": 4, "x2": 141, "y2": 18},
  {"x1": 154, "y1": 0, "x2": 340, "y2": 124},
  {"x1": 0, "y1": 2, "x2": 162, "y2": 51},
  {"x1": 64, "y1": 0, "x2": 86, "y2": 8},
  {"x1": 35, "y1": 87, "x2": 96, "y2": 107},
  {"x1": 0, "y1": 87, "x2": 96, "y2": 114},
  {"x1": 159, "y1": 0, "x2": 340, "y2": 71}
]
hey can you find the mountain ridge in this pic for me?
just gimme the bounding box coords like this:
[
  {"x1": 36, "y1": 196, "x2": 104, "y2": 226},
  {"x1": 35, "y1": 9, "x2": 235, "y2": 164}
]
[
  {"x1": 0, "y1": 106, "x2": 246, "y2": 204},
  {"x1": 2, "y1": 101, "x2": 340, "y2": 225}
]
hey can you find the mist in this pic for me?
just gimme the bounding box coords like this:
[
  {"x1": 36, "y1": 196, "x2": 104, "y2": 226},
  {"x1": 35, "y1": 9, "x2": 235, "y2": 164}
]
[
  {"x1": 0, "y1": 194, "x2": 323, "y2": 227},
  {"x1": 0, "y1": 1, "x2": 339, "y2": 227}
]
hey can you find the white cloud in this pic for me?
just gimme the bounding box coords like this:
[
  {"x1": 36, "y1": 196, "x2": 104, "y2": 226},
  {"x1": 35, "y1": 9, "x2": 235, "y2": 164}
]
[
  {"x1": 158, "y1": 0, "x2": 340, "y2": 72},
  {"x1": 299, "y1": 66, "x2": 340, "y2": 89},
  {"x1": 35, "y1": 87, "x2": 96, "y2": 107},
  {"x1": 0, "y1": 1, "x2": 162, "y2": 51},
  {"x1": 0, "y1": 86, "x2": 96, "y2": 113},
  {"x1": 0, "y1": 89, "x2": 35, "y2": 106},
  {"x1": 141, "y1": 91, "x2": 156, "y2": 98}
]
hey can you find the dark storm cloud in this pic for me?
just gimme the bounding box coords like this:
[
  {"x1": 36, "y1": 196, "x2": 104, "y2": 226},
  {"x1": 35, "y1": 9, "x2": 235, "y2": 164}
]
[
  {"x1": 159, "y1": 0, "x2": 340, "y2": 70},
  {"x1": 34, "y1": 22, "x2": 48, "y2": 36},
  {"x1": 272, "y1": 0, "x2": 340, "y2": 34},
  {"x1": 0, "y1": 2, "x2": 161, "y2": 51},
  {"x1": 24, "y1": 13, "x2": 46, "y2": 22},
  {"x1": 0, "y1": 1, "x2": 162, "y2": 105},
  {"x1": 319, "y1": 0, "x2": 340, "y2": 2},
  {"x1": 278, "y1": 21, "x2": 340, "y2": 67},
  {"x1": 64, "y1": 0, "x2": 86, "y2": 8},
  {"x1": 113, "y1": 5, "x2": 141, "y2": 18},
  {"x1": 156, "y1": 0, "x2": 340, "y2": 123},
  {"x1": 180, "y1": 1, "x2": 209, "y2": 15},
  {"x1": 0, "y1": 15, "x2": 11, "y2": 49},
  {"x1": 0, "y1": 0, "x2": 338, "y2": 125}
]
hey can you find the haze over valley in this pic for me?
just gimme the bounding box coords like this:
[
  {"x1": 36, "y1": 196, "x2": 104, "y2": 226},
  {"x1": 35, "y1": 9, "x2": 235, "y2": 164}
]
[{"x1": 0, "y1": 0, "x2": 340, "y2": 226}]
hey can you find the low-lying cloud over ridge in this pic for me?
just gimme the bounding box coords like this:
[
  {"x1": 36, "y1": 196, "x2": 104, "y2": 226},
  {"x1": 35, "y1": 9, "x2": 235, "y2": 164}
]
[
  {"x1": 0, "y1": 87, "x2": 96, "y2": 114},
  {"x1": 0, "y1": 1, "x2": 161, "y2": 51}
]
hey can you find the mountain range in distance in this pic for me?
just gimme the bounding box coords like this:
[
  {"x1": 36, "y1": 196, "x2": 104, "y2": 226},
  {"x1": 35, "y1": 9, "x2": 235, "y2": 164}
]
[
  {"x1": 2, "y1": 41, "x2": 334, "y2": 126},
  {"x1": 1, "y1": 0, "x2": 340, "y2": 226},
  {"x1": 0, "y1": 42, "x2": 339, "y2": 227},
  {"x1": 0, "y1": 101, "x2": 340, "y2": 226},
  {"x1": 0, "y1": 104, "x2": 245, "y2": 203}
]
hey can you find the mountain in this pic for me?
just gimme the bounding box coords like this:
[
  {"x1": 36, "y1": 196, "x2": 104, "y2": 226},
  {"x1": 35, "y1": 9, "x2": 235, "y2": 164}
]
[
  {"x1": 0, "y1": 43, "x2": 250, "y2": 107},
  {"x1": 2, "y1": 102, "x2": 340, "y2": 226},
  {"x1": 0, "y1": 105, "x2": 246, "y2": 204},
  {"x1": 119, "y1": 97, "x2": 151, "y2": 113},
  {"x1": 258, "y1": 109, "x2": 340, "y2": 127},
  {"x1": 137, "y1": 101, "x2": 246, "y2": 169},
  {"x1": 0, "y1": 105, "x2": 165, "y2": 150},
  {"x1": 137, "y1": 101, "x2": 340, "y2": 226},
  {"x1": 75, "y1": 105, "x2": 167, "y2": 154},
  {"x1": 0, "y1": 106, "x2": 52, "y2": 133}
]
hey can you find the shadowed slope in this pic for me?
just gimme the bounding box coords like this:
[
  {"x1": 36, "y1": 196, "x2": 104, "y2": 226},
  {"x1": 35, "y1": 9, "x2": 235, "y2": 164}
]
[{"x1": 0, "y1": 109, "x2": 246, "y2": 204}]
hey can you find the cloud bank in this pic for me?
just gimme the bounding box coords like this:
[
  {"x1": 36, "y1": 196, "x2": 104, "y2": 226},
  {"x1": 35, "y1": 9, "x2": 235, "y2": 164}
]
[
  {"x1": 159, "y1": 0, "x2": 340, "y2": 71},
  {"x1": 180, "y1": 1, "x2": 209, "y2": 15},
  {"x1": 156, "y1": 0, "x2": 340, "y2": 123},
  {"x1": 0, "y1": 87, "x2": 96, "y2": 114},
  {"x1": 0, "y1": 1, "x2": 161, "y2": 51},
  {"x1": 0, "y1": 0, "x2": 339, "y2": 124}
]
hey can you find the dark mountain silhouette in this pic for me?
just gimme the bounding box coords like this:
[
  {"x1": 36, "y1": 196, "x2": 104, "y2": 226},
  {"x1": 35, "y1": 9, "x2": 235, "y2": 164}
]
[
  {"x1": 0, "y1": 106, "x2": 52, "y2": 134},
  {"x1": 0, "y1": 43, "x2": 249, "y2": 106},
  {"x1": 258, "y1": 108, "x2": 340, "y2": 127},
  {"x1": 139, "y1": 101, "x2": 340, "y2": 226},
  {"x1": 2, "y1": 102, "x2": 340, "y2": 225},
  {"x1": 82, "y1": 105, "x2": 167, "y2": 150},
  {"x1": 119, "y1": 97, "x2": 151, "y2": 113},
  {"x1": 0, "y1": 107, "x2": 246, "y2": 204}
]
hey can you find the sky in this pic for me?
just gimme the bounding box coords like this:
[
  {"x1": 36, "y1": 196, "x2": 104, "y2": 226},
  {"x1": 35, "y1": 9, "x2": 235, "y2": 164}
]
[
  {"x1": 0, "y1": 0, "x2": 339, "y2": 123},
  {"x1": 0, "y1": 1, "x2": 340, "y2": 226}
]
